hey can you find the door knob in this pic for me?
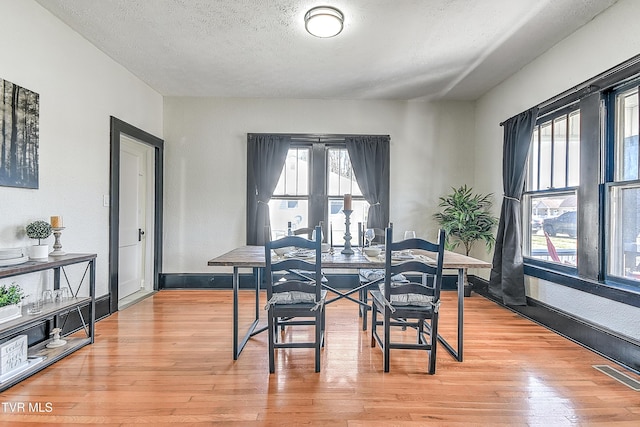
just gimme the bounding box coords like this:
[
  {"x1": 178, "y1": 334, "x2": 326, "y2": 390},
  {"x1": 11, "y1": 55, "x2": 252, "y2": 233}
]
[{"x1": 138, "y1": 228, "x2": 145, "y2": 241}]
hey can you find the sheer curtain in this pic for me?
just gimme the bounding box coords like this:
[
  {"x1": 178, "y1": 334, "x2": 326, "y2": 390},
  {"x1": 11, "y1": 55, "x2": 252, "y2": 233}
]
[
  {"x1": 345, "y1": 136, "x2": 390, "y2": 229},
  {"x1": 246, "y1": 134, "x2": 290, "y2": 245},
  {"x1": 489, "y1": 107, "x2": 539, "y2": 306}
]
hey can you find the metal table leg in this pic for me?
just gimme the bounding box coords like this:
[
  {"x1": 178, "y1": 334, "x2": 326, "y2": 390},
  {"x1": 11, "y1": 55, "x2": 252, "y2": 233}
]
[
  {"x1": 437, "y1": 268, "x2": 464, "y2": 362},
  {"x1": 233, "y1": 266, "x2": 264, "y2": 360}
]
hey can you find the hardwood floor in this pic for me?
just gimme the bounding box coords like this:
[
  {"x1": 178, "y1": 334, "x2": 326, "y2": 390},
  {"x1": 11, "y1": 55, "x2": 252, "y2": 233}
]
[{"x1": 1, "y1": 290, "x2": 639, "y2": 426}]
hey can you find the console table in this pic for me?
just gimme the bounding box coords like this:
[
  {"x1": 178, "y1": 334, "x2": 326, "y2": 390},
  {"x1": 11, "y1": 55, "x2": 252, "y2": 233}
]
[{"x1": 0, "y1": 253, "x2": 96, "y2": 391}]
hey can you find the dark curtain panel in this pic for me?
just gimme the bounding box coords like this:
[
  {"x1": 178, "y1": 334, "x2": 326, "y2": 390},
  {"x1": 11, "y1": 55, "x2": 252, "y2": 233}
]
[
  {"x1": 246, "y1": 134, "x2": 291, "y2": 245},
  {"x1": 489, "y1": 107, "x2": 539, "y2": 306},
  {"x1": 345, "y1": 136, "x2": 390, "y2": 229}
]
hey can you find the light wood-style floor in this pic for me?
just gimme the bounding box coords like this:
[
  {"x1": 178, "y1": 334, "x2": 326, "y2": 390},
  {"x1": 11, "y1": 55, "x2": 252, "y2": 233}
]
[{"x1": 1, "y1": 290, "x2": 639, "y2": 426}]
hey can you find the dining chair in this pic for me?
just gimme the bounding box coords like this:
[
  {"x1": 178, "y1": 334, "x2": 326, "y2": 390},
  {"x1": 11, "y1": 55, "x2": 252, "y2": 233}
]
[
  {"x1": 264, "y1": 225, "x2": 327, "y2": 373},
  {"x1": 293, "y1": 227, "x2": 313, "y2": 238},
  {"x1": 369, "y1": 227, "x2": 445, "y2": 373},
  {"x1": 357, "y1": 225, "x2": 385, "y2": 331},
  {"x1": 294, "y1": 221, "x2": 324, "y2": 240}
]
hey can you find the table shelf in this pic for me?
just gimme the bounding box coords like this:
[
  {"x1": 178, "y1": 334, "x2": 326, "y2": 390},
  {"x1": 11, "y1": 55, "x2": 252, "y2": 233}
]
[{"x1": 0, "y1": 254, "x2": 96, "y2": 392}]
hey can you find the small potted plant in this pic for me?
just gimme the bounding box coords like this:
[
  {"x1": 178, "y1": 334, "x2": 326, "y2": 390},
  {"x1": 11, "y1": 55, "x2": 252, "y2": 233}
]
[
  {"x1": 0, "y1": 282, "x2": 25, "y2": 324},
  {"x1": 26, "y1": 220, "x2": 52, "y2": 259}
]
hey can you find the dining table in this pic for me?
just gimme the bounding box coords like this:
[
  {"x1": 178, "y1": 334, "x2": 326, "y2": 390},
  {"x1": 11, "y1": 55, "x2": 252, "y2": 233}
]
[{"x1": 208, "y1": 245, "x2": 492, "y2": 361}]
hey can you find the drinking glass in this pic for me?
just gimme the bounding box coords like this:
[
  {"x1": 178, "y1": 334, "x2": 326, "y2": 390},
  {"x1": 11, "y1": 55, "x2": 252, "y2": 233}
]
[
  {"x1": 60, "y1": 286, "x2": 71, "y2": 301},
  {"x1": 42, "y1": 290, "x2": 54, "y2": 304},
  {"x1": 404, "y1": 230, "x2": 416, "y2": 240},
  {"x1": 27, "y1": 295, "x2": 43, "y2": 315},
  {"x1": 364, "y1": 228, "x2": 375, "y2": 247}
]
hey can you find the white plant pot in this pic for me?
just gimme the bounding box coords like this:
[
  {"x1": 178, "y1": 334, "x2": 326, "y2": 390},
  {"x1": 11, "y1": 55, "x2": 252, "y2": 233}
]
[
  {"x1": 0, "y1": 303, "x2": 22, "y2": 324},
  {"x1": 29, "y1": 244, "x2": 49, "y2": 260}
]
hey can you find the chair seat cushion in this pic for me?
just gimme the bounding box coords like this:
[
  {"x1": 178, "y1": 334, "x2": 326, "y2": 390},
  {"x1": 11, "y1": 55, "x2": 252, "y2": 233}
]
[
  {"x1": 359, "y1": 269, "x2": 406, "y2": 282},
  {"x1": 269, "y1": 289, "x2": 328, "y2": 306},
  {"x1": 378, "y1": 282, "x2": 434, "y2": 306}
]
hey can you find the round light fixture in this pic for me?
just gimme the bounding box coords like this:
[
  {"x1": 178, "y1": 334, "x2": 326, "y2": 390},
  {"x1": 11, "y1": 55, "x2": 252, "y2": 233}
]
[{"x1": 304, "y1": 6, "x2": 344, "y2": 38}]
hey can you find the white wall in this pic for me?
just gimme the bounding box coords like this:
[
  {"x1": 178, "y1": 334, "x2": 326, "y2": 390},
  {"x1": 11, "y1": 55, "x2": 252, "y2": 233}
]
[
  {"x1": 474, "y1": 0, "x2": 640, "y2": 342},
  {"x1": 163, "y1": 97, "x2": 476, "y2": 272},
  {"x1": 0, "y1": 1, "x2": 163, "y2": 298}
]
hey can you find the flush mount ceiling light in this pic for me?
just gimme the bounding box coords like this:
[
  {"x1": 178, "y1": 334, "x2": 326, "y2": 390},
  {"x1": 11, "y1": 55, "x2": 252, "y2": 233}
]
[{"x1": 304, "y1": 6, "x2": 344, "y2": 38}]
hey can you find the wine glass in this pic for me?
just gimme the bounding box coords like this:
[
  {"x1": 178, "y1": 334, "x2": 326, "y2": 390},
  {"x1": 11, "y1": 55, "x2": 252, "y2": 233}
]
[
  {"x1": 311, "y1": 228, "x2": 323, "y2": 242},
  {"x1": 364, "y1": 228, "x2": 375, "y2": 247},
  {"x1": 404, "y1": 230, "x2": 416, "y2": 240}
]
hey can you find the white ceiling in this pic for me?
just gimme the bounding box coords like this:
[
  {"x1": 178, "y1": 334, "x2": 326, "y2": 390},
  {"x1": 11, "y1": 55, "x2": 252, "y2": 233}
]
[{"x1": 35, "y1": 0, "x2": 617, "y2": 100}]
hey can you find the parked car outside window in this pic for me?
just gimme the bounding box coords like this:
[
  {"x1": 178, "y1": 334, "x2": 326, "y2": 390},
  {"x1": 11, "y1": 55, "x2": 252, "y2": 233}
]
[{"x1": 543, "y1": 211, "x2": 577, "y2": 237}]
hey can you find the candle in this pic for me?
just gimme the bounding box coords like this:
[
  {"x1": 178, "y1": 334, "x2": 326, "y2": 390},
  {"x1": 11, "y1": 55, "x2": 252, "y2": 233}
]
[
  {"x1": 343, "y1": 194, "x2": 352, "y2": 211},
  {"x1": 50, "y1": 216, "x2": 63, "y2": 228},
  {"x1": 330, "y1": 222, "x2": 333, "y2": 248}
]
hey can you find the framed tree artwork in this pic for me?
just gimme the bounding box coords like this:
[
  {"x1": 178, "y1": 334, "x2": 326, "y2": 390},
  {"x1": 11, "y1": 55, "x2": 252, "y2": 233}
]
[{"x1": 0, "y1": 78, "x2": 39, "y2": 189}]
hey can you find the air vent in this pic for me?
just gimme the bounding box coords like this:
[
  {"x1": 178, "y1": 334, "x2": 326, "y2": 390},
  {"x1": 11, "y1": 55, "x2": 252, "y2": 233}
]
[{"x1": 593, "y1": 365, "x2": 640, "y2": 391}]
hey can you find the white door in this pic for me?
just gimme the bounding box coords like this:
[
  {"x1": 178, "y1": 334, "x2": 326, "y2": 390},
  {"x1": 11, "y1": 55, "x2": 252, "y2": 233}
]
[{"x1": 118, "y1": 137, "x2": 154, "y2": 301}]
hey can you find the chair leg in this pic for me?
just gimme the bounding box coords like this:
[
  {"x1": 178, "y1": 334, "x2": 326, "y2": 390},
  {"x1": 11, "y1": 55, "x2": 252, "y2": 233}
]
[
  {"x1": 428, "y1": 314, "x2": 438, "y2": 375},
  {"x1": 370, "y1": 303, "x2": 377, "y2": 348},
  {"x1": 268, "y1": 309, "x2": 276, "y2": 374},
  {"x1": 321, "y1": 309, "x2": 326, "y2": 348},
  {"x1": 361, "y1": 289, "x2": 369, "y2": 331},
  {"x1": 315, "y1": 312, "x2": 322, "y2": 373},
  {"x1": 383, "y1": 307, "x2": 391, "y2": 372}
]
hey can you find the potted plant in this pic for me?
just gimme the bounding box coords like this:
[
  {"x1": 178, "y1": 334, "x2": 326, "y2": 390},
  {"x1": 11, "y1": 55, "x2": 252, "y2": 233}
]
[
  {"x1": 0, "y1": 282, "x2": 25, "y2": 324},
  {"x1": 26, "y1": 220, "x2": 52, "y2": 259},
  {"x1": 433, "y1": 185, "x2": 498, "y2": 296}
]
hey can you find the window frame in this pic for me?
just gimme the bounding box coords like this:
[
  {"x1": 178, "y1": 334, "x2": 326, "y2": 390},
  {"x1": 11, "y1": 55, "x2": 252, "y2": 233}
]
[
  {"x1": 262, "y1": 134, "x2": 388, "y2": 245},
  {"x1": 523, "y1": 105, "x2": 580, "y2": 269},
  {"x1": 602, "y1": 80, "x2": 640, "y2": 289},
  {"x1": 520, "y1": 55, "x2": 640, "y2": 306}
]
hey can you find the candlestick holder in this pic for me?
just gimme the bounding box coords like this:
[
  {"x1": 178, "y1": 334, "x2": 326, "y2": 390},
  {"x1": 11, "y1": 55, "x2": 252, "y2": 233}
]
[
  {"x1": 49, "y1": 227, "x2": 66, "y2": 257},
  {"x1": 341, "y1": 209, "x2": 354, "y2": 255}
]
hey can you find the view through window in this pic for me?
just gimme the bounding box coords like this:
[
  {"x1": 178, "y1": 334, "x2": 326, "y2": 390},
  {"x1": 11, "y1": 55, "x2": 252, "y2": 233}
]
[
  {"x1": 608, "y1": 85, "x2": 640, "y2": 283},
  {"x1": 524, "y1": 109, "x2": 580, "y2": 266},
  {"x1": 268, "y1": 145, "x2": 369, "y2": 245}
]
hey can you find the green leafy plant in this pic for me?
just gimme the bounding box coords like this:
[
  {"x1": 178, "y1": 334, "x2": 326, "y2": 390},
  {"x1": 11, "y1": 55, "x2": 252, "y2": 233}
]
[
  {"x1": 26, "y1": 220, "x2": 52, "y2": 245},
  {"x1": 433, "y1": 185, "x2": 498, "y2": 256},
  {"x1": 0, "y1": 283, "x2": 25, "y2": 308}
]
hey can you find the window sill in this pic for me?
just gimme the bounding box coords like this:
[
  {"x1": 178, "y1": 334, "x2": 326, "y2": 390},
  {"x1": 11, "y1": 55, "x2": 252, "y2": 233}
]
[{"x1": 524, "y1": 260, "x2": 640, "y2": 309}]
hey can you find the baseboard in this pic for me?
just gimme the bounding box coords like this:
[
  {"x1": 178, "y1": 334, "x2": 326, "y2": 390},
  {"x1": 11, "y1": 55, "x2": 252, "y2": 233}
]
[
  {"x1": 470, "y1": 275, "x2": 640, "y2": 374},
  {"x1": 159, "y1": 272, "x2": 460, "y2": 290}
]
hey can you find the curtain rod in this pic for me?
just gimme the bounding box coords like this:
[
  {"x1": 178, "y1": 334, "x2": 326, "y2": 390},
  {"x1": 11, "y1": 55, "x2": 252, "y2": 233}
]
[
  {"x1": 500, "y1": 53, "x2": 640, "y2": 126},
  {"x1": 248, "y1": 133, "x2": 390, "y2": 139}
]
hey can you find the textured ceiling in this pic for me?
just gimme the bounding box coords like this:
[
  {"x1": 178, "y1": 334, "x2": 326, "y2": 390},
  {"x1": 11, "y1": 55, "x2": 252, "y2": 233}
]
[{"x1": 35, "y1": 0, "x2": 617, "y2": 100}]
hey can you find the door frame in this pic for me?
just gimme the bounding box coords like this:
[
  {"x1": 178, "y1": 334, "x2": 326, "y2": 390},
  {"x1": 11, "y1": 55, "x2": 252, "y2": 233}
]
[{"x1": 109, "y1": 116, "x2": 164, "y2": 314}]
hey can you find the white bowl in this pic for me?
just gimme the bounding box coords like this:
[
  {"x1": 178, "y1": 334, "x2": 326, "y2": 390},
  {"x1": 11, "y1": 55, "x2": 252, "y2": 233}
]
[
  {"x1": 363, "y1": 246, "x2": 381, "y2": 257},
  {"x1": 321, "y1": 243, "x2": 331, "y2": 253}
]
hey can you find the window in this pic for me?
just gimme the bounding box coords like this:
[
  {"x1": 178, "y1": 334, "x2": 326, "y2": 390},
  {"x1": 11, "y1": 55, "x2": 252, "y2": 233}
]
[
  {"x1": 523, "y1": 108, "x2": 580, "y2": 266},
  {"x1": 517, "y1": 57, "x2": 640, "y2": 300},
  {"x1": 326, "y1": 148, "x2": 368, "y2": 244},
  {"x1": 269, "y1": 147, "x2": 310, "y2": 238},
  {"x1": 607, "y1": 84, "x2": 640, "y2": 284},
  {"x1": 267, "y1": 139, "x2": 383, "y2": 245}
]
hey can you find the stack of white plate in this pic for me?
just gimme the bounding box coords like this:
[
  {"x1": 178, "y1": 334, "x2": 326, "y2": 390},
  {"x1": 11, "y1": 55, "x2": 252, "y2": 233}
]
[{"x1": 0, "y1": 248, "x2": 29, "y2": 267}]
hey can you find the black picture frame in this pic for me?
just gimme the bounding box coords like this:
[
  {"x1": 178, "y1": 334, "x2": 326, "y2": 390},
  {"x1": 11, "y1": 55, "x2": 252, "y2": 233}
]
[{"x1": 0, "y1": 78, "x2": 40, "y2": 189}]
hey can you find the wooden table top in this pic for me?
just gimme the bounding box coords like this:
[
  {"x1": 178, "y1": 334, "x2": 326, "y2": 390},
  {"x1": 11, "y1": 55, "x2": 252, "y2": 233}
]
[{"x1": 207, "y1": 245, "x2": 492, "y2": 270}]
